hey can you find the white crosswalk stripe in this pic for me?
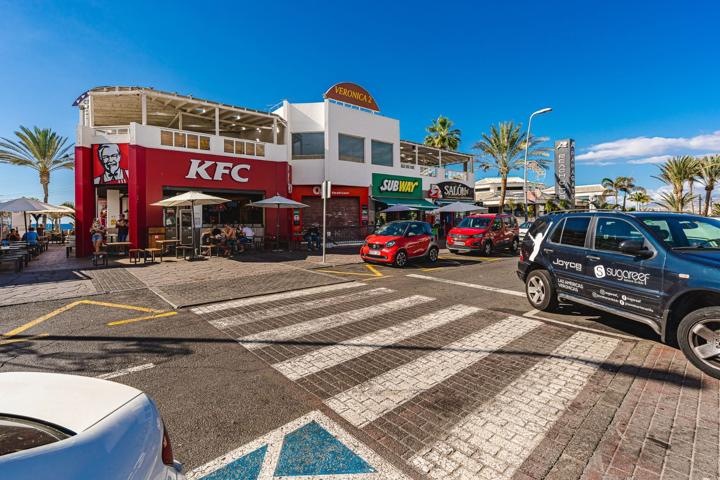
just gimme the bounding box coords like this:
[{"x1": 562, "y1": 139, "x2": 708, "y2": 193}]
[
  {"x1": 325, "y1": 315, "x2": 542, "y2": 428},
  {"x1": 274, "y1": 304, "x2": 482, "y2": 381},
  {"x1": 210, "y1": 287, "x2": 394, "y2": 329},
  {"x1": 190, "y1": 281, "x2": 364, "y2": 315},
  {"x1": 411, "y1": 331, "x2": 619, "y2": 480},
  {"x1": 237, "y1": 295, "x2": 434, "y2": 350}
]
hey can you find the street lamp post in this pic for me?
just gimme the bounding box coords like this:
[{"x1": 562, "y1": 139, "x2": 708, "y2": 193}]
[{"x1": 523, "y1": 107, "x2": 552, "y2": 222}]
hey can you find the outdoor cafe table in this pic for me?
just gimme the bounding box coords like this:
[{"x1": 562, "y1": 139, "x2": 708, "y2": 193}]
[
  {"x1": 105, "y1": 241, "x2": 131, "y2": 256},
  {"x1": 155, "y1": 239, "x2": 180, "y2": 256}
]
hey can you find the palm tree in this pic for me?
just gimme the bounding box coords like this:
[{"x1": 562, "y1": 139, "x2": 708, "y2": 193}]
[
  {"x1": 628, "y1": 190, "x2": 651, "y2": 211},
  {"x1": 654, "y1": 155, "x2": 698, "y2": 208},
  {"x1": 601, "y1": 177, "x2": 621, "y2": 208},
  {"x1": 616, "y1": 176, "x2": 636, "y2": 211},
  {"x1": 697, "y1": 155, "x2": 720, "y2": 216},
  {"x1": 424, "y1": 116, "x2": 461, "y2": 151},
  {"x1": 590, "y1": 195, "x2": 613, "y2": 210},
  {"x1": 473, "y1": 121, "x2": 550, "y2": 212},
  {"x1": 713, "y1": 203, "x2": 720, "y2": 217},
  {"x1": 0, "y1": 126, "x2": 74, "y2": 204},
  {"x1": 657, "y1": 191, "x2": 695, "y2": 213}
]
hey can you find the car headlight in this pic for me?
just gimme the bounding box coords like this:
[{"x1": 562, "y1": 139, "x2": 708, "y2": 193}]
[
  {"x1": 471, "y1": 233, "x2": 484, "y2": 238},
  {"x1": 385, "y1": 240, "x2": 396, "y2": 248}
]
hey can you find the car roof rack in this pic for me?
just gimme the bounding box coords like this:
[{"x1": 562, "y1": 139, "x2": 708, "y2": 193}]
[{"x1": 546, "y1": 209, "x2": 635, "y2": 216}]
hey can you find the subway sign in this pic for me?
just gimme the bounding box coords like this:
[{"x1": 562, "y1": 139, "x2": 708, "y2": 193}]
[{"x1": 372, "y1": 173, "x2": 422, "y2": 199}]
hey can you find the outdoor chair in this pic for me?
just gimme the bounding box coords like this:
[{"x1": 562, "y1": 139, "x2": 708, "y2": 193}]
[
  {"x1": 129, "y1": 249, "x2": 144, "y2": 264},
  {"x1": 143, "y1": 248, "x2": 161, "y2": 263},
  {"x1": 91, "y1": 251, "x2": 108, "y2": 267}
]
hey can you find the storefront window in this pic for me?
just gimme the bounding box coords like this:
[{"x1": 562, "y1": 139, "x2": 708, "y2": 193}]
[
  {"x1": 371, "y1": 140, "x2": 393, "y2": 166},
  {"x1": 339, "y1": 134, "x2": 364, "y2": 163},
  {"x1": 292, "y1": 132, "x2": 324, "y2": 159}
]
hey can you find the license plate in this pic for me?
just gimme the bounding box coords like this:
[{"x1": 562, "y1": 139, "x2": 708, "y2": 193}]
[
  {"x1": 369, "y1": 249, "x2": 381, "y2": 256},
  {"x1": 454, "y1": 241, "x2": 465, "y2": 245}
]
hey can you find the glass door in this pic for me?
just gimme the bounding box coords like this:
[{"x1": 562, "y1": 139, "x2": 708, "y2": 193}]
[
  {"x1": 164, "y1": 208, "x2": 178, "y2": 240},
  {"x1": 179, "y1": 209, "x2": 193, "y2": 245}
]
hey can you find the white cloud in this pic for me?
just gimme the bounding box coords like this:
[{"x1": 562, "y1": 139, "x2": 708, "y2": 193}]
[
  {"x1": 577, "y1": 130, "x2": 720, "y2": 163},
  {"x1": 627, "y1": 155, "x2": 672, "y2": 165}
]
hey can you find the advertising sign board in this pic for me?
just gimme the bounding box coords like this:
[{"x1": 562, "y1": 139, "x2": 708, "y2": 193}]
[
  {"x1": 430, "y1": 181, "x2": 473, "y2": 201},
  {"x1": 554, "y1": 139, "x2": 575, "y2": 202},
  {"x1": 372, "y1": 173, "x2": 422, "y2": 199}
]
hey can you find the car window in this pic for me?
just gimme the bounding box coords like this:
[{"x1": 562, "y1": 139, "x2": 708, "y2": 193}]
[
  {"x1": 375, "y1": 222, "x2": 407, "y2": 236},
  {"x1": 641, "y1": 219, "x2": 677, "y2": 247},
  {"x1": 502, "y1": 217, "x2": 514, "y2": 228},
  {"x1": 520, "y1": 221, "x2": 533, "y2": 229},
  {"x1": 595, "y1": 218, "x2": 645, "y2": 252},
  {"x1": 550, "y1": 217, "x2": 590, "y2": 247},
  {"x1": 493, "y1": 218, "x2": 503, "y2": 230},
  {"x1": 422, "y1": 223, "x2": 432, "y2": 235},
  {"x1": 527, "y1": 217, "x2": 550, "y2": 237},
  {"x1": 458, "y1": 217, "x2": 492, "y2": 228},
  {"x1": 406, "y1": 223, "x2": 423, "y2": 237},
  {"x1": 0, "y1": 416, "x2": 71, "y2": 457}
]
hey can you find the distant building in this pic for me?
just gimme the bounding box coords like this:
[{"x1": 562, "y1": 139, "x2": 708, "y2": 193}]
[{"x1": 475, "y1": 177, "x2": 606, "y2": 213}]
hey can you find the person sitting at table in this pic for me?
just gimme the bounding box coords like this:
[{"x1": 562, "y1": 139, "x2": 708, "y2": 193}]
[
  {"x1": 238, "y1": 224, "x2": 254, "y2": 252},
  {"x1": 223, "y1": 224, "x2": 238, "y2": 255},
  {"x1": 7, "y1": 229, "x2": 20, "y2": 241},
  {"x1": 22, "y1": 227, "x2": 39, "y2": 246},
  {"x1": 304, "y1": 224, "x2": 321, "y2": 251},
  {"x1": 90, "y1": 219, "x2": 105, "y2": 254}
]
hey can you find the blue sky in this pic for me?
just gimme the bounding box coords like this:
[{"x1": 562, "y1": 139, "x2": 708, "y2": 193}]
[{"x1": 1, "y1": 0, "x2": 719, "y2": 204}]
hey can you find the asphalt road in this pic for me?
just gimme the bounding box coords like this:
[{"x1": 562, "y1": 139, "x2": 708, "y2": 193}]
[{"x1": 0, "y1": 252, "x2": 693, "y2": 479}]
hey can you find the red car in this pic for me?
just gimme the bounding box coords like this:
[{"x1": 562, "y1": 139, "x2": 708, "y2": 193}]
[
  {"x1": 446, "y1": 213, "x2": 520, "y2": 255},
  {"x1": 361, "y1": 221, "x2": 439, "y2": 267}
]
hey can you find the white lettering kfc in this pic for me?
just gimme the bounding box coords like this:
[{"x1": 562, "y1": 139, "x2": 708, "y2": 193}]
[{"x1": 185, "y1": 159, "x2": 250, "y2": 183}]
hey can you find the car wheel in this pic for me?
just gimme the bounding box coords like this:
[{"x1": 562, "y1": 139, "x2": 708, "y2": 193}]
[
  {"x1": 525, "y1": 269, "x2": 558, "y2": 311},
  {"x1": 677, "y1": 307, "x2": 720, "y2": 379},
  {"x1": 393, "y1": 250, "x2": 408, "y2": 268},
  {"x1": 427, "y1": 247, "x2": 439, "y2": 263},
  {"x1": 509, "y1": 237, "x2": 519, "y2": 254},
  {"x1": 448, "y1": 249, "x2": 459, "y2": 255},
  {"x1": 482, "y1": 241, "x2": 493, "y2": 256}
]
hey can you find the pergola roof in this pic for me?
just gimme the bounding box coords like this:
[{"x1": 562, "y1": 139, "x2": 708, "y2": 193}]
[
  {"x1": 73, "y1": 86, "x2": 284, "y2": 140},
  {"x1": 399, "y1": 140, "x2": 473, "y2": 168}
]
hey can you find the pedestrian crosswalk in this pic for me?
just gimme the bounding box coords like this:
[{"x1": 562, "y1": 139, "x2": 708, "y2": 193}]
[{"x1": 196, "y1": 282, "x2": 624, "y2": 478}]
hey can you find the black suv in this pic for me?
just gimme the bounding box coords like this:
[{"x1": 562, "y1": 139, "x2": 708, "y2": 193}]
[{"x1": 517, "y1": 211, "x2": 720, "y2": 378}]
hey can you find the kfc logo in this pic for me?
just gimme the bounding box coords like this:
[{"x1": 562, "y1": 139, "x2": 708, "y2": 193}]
[
  {"x1": 185, "y1": 159, "x2": 250, "y2": 183},
  {"x1": 94, "y1": 143, "x2": 129, "y2": 185}
]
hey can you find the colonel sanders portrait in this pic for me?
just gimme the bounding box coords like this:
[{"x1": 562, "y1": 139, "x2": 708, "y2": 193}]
[{"x1": 94, "y1": 143, "x2": 128, "y2": 185}]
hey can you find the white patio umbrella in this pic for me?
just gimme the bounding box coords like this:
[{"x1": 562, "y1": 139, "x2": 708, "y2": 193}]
[
  {"x1": 151, "y1": 191, "x2": 229, "y2": 258},
  {"x1": 379, "y1": 204, "x2": 418, "y2": 213},
  {"x1": 0, "y1": 197, "x2": 59, "y2": 235},
  {"x1": 431, "y1": 202, "x2": 486, "y2": 214},
  {"x1": 246, "y1": 194, "x2": 308, "y2": 251}
]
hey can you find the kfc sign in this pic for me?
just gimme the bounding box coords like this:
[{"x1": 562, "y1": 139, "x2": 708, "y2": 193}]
[{"x1": 185, "y1": 159, "x2": 250, "y2": 183}]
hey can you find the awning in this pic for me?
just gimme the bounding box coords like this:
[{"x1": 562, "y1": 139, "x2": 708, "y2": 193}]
[
  {"x1": 434, "y1": 199, "x2": 475, "y2": 205},
  {"x1": 373, "y1": 198, "x2": 437, "y2": 210}
]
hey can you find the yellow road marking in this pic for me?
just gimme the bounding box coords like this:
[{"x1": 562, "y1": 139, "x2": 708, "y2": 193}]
[
  {"x1": 80, "y1": 300, "x2": 160, "y2": 313},
  {"x1": 365, "y1": 264, "x2": 384, "y2": 277},
  {"x1": 107, "y1": 311, "x2": 178, "y2": 326},
  {"x1": 1, "y1": 300, "x2": 172, "y2": 340},
  {"x1": 318, "y1": 269, "x2": 377, "y2": 277},
  {"x1": 2, "y1": 301, "x2": 84, "y2": 339},
  {"x1": 0, "y1": 333, "x2": 49, "y2": 346}
]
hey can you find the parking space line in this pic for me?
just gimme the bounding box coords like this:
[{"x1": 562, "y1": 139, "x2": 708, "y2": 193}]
[
  {"x1": 0, "y1": 333, "x2": 49, "y2": 346},
  {"x1": 97, "y1": 363, "x2": 156, "y2": 380},
  {"x1": 316, "y1": 269, "x2": 377, "y2": 277},
  {"x1": 365, "y1": 264, "x2": 383, "y2": 277},
  {"x1": 107, "y1": 311, "x2": 178, "y2": 326},
  {"x1": 1, "y1": 300, "x2": 84, "y2": 339},
  {"x1": 406, "y1": 274, "x2": 525, "y2": 297}
]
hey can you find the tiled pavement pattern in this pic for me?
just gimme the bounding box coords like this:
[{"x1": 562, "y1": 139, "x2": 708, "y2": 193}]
[
  {"x1": 148, "y1": 269, "x2": 351, "y2": 308},
  {"x1": 84, "y1": 267, "x2": 145, "y2": 292},
  {"x1": 197, "y1": 282, "x2": 720, "y2": 480},
  {"x1": 0, "y1": 279, "x2": 96, "y2": 306}
]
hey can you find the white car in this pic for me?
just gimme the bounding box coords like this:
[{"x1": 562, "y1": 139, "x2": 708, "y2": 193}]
[
  {"x1": 0, "y1": 372, "x2": 185, "y2": 480},
  {"x1": 519, "y1": 221, "x2": 533, "y2": 241}
]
